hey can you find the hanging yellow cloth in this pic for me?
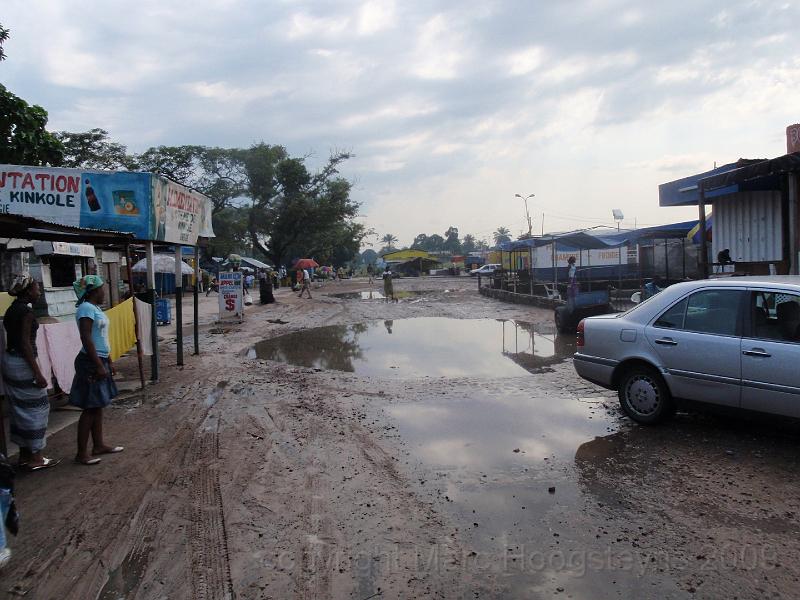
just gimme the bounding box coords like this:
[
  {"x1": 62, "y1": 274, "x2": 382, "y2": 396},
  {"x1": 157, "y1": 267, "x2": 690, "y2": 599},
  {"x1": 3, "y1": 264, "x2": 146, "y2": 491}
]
[
  {"x1": 0, "y1": 292, "x2": 13, "y2": 317},
  {"x1": 104, "y1": 297, "x2": 137, "y2": 361}
]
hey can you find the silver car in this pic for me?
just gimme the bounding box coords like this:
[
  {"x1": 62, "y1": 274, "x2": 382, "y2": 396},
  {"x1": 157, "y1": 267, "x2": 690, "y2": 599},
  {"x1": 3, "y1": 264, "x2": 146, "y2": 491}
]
[{"x1": 573, "y1": 276, "x2": 800, "y2": 424}]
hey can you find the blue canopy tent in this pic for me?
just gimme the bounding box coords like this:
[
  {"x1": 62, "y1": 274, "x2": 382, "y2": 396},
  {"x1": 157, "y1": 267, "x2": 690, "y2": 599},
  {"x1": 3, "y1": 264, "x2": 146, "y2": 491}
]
[{"x1": 494, "y1": 220, "x2": 708, "y2": 300}]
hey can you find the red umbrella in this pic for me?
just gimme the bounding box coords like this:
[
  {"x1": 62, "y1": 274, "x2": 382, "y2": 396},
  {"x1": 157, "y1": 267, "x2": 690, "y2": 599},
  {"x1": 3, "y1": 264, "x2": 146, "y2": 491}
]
[{"x1": 294, "y1": 258, "x2": 319, "y2": 269}]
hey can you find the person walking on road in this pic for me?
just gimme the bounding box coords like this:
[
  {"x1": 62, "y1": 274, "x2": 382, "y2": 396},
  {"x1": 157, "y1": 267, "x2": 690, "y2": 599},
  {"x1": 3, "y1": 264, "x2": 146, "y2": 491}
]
[
  {"x1": 2, "y1": 275, "x2": 59, "y2": 471},
  {"x1": 298, "y1": 268, "x2": 313, "y2": 299},
  {"x1": 567, "y1": 256, "x2": 578, "y2": 307},
  {"x1": 367, "y1": 263, "x2": 374, "y2": 284},
  {"x1": 382, "y1": 266, "x2": 395, "y2": 301},
  {"x1": 69, "y1": 275, "x2": 124, "y2": 466}
]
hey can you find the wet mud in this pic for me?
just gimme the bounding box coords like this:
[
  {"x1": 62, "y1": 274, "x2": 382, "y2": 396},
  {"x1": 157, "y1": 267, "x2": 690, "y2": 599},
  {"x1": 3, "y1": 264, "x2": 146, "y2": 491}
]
[{"x1": 5, "y1": 277, "x2": 800, "y2": 599}]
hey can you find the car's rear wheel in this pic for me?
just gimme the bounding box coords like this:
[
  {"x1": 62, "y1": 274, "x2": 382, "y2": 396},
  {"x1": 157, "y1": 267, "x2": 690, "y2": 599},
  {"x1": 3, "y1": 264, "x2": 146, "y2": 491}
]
[{"x1": 617, "y1": 365, "x2": 674, "y2": 425}]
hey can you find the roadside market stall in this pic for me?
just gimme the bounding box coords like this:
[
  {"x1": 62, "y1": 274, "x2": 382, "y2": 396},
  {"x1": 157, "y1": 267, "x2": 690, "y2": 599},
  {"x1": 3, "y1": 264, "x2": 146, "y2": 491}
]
[{"x1": 0, "y1": 164, "x2": 216, "y2": 382}]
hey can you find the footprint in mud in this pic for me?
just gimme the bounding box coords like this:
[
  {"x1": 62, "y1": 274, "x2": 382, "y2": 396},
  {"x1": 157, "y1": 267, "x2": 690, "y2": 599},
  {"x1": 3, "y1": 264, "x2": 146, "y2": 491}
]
[{"x1": 205, "y1": 380, "x2": 228, "y2": 407}]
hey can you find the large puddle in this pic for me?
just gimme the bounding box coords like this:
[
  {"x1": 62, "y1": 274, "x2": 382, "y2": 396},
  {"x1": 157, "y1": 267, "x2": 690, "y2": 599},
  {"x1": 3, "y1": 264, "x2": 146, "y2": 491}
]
[
  {"x1": 250, "y1": 318, "x2": 575, "y2": 377},
  {"x1": 327, "y1": 290, "x2": 445, "y2": 301}
]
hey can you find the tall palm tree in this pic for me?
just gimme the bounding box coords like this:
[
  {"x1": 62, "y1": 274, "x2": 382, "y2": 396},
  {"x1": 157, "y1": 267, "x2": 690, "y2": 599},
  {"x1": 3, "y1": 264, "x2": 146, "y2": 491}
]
[
  {"x1": 493, "y1": 227, "x2": 511, "y2": 246},
  {"x1": 380, "y1": 233, "x2": 398, "y2": 250}
]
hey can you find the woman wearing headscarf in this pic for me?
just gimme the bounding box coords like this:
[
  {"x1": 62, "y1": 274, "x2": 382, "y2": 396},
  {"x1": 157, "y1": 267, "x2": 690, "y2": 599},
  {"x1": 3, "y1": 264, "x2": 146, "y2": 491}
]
[
  {"x1": 69, "y1": 275, "x2": 123, "y2": 465},
  {"x1": 1, "y1": 275, "x2": 58, "y2": 470},
  {"x1": 382, "y1": 266, "x2": 395, "y2": 301}
]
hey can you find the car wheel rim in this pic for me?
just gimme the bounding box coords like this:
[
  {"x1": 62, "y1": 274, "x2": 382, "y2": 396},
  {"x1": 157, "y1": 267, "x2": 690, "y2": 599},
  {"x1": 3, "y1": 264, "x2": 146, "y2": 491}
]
[{"x1": 625, "y1": 376, "x2": 660, "y2": 416}]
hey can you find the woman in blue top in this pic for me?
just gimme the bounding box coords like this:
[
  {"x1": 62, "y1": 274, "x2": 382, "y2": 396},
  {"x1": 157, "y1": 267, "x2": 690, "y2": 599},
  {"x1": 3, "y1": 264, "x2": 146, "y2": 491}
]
[{"x1": 69, "y1": 275, "x2": 123, "y2": 465}]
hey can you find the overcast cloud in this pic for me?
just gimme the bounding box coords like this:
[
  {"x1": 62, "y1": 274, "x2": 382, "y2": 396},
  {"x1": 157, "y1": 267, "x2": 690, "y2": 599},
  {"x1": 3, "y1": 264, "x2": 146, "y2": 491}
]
[{"x1": 3, "y1": 0, "x2": 800, "y2": 245}]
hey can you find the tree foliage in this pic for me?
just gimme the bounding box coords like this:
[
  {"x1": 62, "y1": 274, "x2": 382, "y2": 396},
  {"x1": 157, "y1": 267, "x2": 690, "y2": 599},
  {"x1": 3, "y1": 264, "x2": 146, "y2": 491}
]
[
  {"x1": 205, "y1": 206, "x2": 251, "y2": 258},
  {"x1": 380, "y1": 233, "x2": 398, "y2": 250},
  {"x1": 360, "y1": 249, "x2": 378, "y2": 265},
  {"x1": 241, "y1": 144, "x2": 365, "y2": 266},
  {"x1": 0, "y1": 84, "x2": 63, "y2": 166},
  {"x1": 493, "y1": 226, "x2": 511, "y2": 245},
  {"x1": 0, "y1": 23, "x2": 9, "y2": 62},
  {"x1": 55, "y1": 128, "x2": 136, "y2": 170},
  {"x1": 443, "y1": 226, "x2": 460, "y2": 253},
  {"x1": 136, "y1": 145, "x2": 247, "y2": 214},
  {"x1": 462, "y1": 234, "x2": 476, "y2": 254}
]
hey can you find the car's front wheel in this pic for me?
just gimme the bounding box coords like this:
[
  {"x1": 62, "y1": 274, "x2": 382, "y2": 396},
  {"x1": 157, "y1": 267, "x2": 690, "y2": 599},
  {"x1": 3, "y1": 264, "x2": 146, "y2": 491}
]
[{"x1": 617, "y1": 365, "x2": 674, "y2": 425}]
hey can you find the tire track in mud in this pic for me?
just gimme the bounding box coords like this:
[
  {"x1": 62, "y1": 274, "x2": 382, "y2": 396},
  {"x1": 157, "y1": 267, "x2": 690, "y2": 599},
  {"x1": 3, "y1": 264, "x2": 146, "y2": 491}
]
[
  {"x1": 6, "y1": 378, "x2": 212, "y2": 599},
  {"x1": 96, "y1": 377, "x2": 217, "y2": 600},
  {"x1": 186, "y1": 387, "x2": 236, "y2": 600}
]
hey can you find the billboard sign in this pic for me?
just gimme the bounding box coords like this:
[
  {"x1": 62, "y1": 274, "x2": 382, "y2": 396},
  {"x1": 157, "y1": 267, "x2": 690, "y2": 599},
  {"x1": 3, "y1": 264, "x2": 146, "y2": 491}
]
[
  {"x1": 150, "y1": 176, "x2": 215, "y2": 245},
  {"x1": 0, "y1": 165, "x2": 214, "y2": 244}
]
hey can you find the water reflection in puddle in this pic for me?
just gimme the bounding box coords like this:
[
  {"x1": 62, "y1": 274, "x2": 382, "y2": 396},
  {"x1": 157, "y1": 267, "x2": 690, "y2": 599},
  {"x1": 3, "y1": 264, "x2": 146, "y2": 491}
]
[
  {"x1": 251, "y1": 318, "x2": 575, "y2": 377},
  {"x1": 328, "y1": 290, "x2": 443, "y2": 301},
  {"x1": 389, "y1": 386, "x2": 638, "y2": 596}
]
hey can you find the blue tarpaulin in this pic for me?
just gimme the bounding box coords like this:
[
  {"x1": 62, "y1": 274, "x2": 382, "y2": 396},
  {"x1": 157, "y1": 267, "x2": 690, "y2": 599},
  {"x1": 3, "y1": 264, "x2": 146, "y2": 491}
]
[
  {"x1": 499, "y1": 220, "x2": 704, "y2": 253},
  {"x1": 658, "y1": 159, "x2": 780, "y2": 207}
]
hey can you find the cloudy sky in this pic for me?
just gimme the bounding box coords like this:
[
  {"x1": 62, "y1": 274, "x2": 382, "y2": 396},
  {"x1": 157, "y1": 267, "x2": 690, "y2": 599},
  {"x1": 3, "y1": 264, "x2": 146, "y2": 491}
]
[{"x1": 4, "y1": 0, "x2": 800, "y2": 246}]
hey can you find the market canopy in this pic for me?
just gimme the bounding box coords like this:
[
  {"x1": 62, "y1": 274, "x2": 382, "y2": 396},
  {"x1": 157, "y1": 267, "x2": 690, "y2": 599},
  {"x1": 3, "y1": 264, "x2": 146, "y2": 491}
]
[
  {"x1": 658, "y1": 158, "x2": 781, "y2": 207},
  {"x1": 699, "y1": 151, "x2": 800, "y2": 192},
  {"x1": 240, "y1": 256, "x2": 271, "y2": 269},
  {"x1": 499, "y1": 220, "x2": 703, "y2": 252},
  {"x1": 132, "y1": 254, "x2": 194, "y2": 275}
]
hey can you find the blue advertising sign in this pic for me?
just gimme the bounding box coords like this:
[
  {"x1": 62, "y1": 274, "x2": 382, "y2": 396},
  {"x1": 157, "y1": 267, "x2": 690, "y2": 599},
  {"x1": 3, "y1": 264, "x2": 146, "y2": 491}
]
[{"x1": 0, "y1": 165, "x2": 214, "y2": 244}]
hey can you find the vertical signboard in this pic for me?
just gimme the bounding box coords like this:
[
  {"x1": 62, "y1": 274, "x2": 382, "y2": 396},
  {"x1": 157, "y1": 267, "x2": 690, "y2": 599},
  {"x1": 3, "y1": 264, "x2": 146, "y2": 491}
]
[
  {"x1": 150, "y1": 176, "x2": 214, "y2": 245},
  {"x1": 218, "y1": 271, "x2": 244, "y2": 322},
  {"x1": 787, "y1": 124, "x2": 800, "y2": 154}
]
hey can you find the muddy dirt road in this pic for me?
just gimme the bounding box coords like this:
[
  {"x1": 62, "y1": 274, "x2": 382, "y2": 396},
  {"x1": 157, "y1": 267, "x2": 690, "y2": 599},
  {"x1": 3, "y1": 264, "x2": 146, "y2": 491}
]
[{"x1": 3, "y1": 277, "x2": 800, "y2": 599}]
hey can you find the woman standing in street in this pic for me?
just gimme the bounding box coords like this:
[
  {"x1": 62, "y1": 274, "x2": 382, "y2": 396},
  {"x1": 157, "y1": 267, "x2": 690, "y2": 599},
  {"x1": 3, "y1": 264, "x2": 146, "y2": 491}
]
[
  {"x1": 1, "y1": 275, "x2": 58, "y2": 470},
  {"x1": 69, "y1": 275, "x2": 123, "y2": 466},
  {"x1": 382, "y1": 266, "x2": 395, "y2": 301},
  {"x1": 567, "y1": 256, "x2": 578, "y2": 306}
]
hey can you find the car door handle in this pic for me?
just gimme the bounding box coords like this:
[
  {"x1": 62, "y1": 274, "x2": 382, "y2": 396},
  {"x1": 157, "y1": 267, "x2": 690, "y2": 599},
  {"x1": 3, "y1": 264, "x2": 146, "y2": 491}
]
[
  {"x1": 655, "y1": 338, "x2": 678, "y2": 346},
  {"x1": 743, "y1": 349, "x2": 771, "y2": 358}
]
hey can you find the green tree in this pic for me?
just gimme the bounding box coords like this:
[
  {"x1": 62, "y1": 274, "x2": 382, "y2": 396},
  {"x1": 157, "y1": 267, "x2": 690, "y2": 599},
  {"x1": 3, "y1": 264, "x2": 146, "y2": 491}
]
[
  {"x1": 206, "y1": 206, "x2": 251, "y2": 258},
  {"x1": 493, "y1": 226, "x2": 511, "y2": 246},
  {"x1": 361, "y1": 249, "x2": 378, "y2": 265},
  {"x1": 411, "y1": 233, "x2": 428, "y2": 249},
  {"x1": 55, "y1": 128, "x2": 136, "y2": 170},
  {"x1": 0, "y1": 84, "x2": 63, "y2": 166},
  {"x1": 380, "y1": 233, "x2": 398, "y2": 250},
  {"x1": 462, "y1": 234, "x2": 477, "y2": 253},
  {"x1": 136, "y1": 145, "x2": 247, "y2": 214},
  {"x1": 425, "y1": 234, "x2": 444, "y2": 252},
  {"x1": 443, "y1": 226, "x2": 461, "y2": 253},
  {"x1": 0, "y1": 23, "x2": 9, "y2": 62},
  {"x1": 241, "y1": 144, "x2": 365, "y2": 266}
]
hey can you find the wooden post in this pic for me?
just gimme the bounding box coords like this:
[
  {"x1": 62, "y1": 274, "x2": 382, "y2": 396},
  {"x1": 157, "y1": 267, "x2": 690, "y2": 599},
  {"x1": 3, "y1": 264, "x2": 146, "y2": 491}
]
[
  {"x1": 529, "y1": 246, "x2": 533, "y2": 296},
  {"x1": 698, "y1": 185, "x2": 709, "y2": 279},
  {"x1": 125, "y1": 244, "x2": 146, "y2": 390},
  {"x1": 683, "y1": 236, "x2": 687, "y2": 278},
  {"x1": 146, "y1": 242, "x2": 159, "y2": 381},
  {"x1": 175, "y1": 245, "x2": 183, "y2": 366},
  {"x1": 193, "y1": 246, "x2": 200, "y2": 355}
]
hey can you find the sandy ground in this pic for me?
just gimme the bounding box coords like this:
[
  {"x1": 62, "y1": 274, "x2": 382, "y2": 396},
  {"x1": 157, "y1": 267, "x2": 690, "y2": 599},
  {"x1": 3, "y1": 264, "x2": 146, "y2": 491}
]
[{"x1": 2, "y1": 276, "x2": 800, "y2": 599}]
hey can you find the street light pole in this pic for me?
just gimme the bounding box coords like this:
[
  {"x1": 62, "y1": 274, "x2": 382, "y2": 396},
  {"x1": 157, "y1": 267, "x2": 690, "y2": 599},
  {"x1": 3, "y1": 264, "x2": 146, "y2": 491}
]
[{"x1": 515, "y1": 193, "x2": 535, "y2": 237}]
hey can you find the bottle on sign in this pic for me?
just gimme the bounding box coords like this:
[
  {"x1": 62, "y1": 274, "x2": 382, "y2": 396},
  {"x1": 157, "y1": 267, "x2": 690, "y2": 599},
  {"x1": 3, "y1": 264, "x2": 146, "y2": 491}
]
[{"x1": 85, "y1": 179, "x2": 101, "y2": 212}]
